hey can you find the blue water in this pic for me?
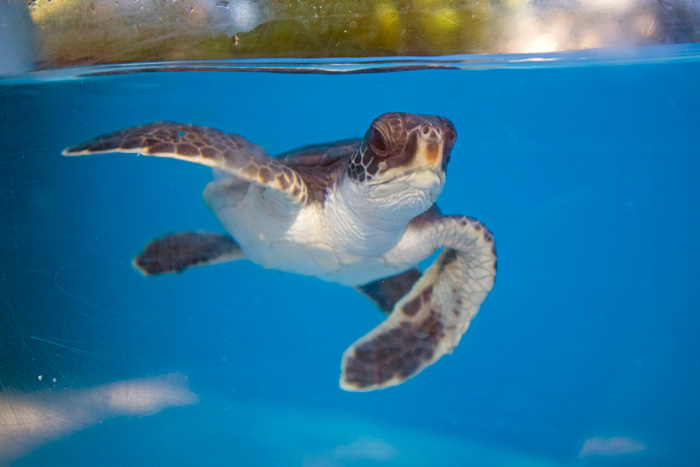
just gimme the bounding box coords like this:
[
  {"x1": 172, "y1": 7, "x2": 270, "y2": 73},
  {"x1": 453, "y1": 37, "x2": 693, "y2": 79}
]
[{"x1": 1, "y1": 45, "x2": 700, "y2": 465}]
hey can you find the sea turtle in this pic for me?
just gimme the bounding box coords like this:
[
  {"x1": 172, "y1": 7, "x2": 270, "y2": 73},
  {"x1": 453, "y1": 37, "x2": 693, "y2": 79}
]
[{"x1": 62, "y1": 112, "x2": 497, "y2": 391}]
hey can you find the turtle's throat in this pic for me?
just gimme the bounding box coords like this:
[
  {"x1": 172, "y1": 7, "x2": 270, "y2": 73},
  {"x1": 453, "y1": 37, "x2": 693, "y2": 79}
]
[{"x1": 325, "y1": 178, "x2": 411, "y2": 256}]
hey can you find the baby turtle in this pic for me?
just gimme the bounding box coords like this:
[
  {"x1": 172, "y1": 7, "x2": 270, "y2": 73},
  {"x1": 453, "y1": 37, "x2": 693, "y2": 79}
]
[{"x1": 63, "y1": 112, "x2": 497, "y2": 391}]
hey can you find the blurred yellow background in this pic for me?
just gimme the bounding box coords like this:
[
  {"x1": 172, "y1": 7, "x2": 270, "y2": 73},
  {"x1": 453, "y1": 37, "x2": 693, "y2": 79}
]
[{"x1": 22, "y1": 0, "x2": 700, "y2": 67}]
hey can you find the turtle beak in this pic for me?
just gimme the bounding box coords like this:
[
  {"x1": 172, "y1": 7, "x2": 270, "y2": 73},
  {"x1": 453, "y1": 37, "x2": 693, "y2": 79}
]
[
  {"x1": 403, "y1": 125, "x2": 447, "y2": 194},
  {"x1": 415, "y1": 139, "x2": 444, "y2": 171},
  {"x1": 413, "y1": 124, "x2": 446, "y2": 173}
]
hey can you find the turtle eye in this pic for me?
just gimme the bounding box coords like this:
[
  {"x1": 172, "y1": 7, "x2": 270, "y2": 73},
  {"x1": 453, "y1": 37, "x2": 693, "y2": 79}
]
[{"x1": 368, "y1": 128, "x2": 387, "y2": 154}]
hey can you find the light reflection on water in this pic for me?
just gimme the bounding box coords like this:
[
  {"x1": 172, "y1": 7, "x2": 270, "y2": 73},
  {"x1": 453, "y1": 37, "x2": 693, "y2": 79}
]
[{"x1": 0, "y1": 374, "x2": 198, "y2": 463}]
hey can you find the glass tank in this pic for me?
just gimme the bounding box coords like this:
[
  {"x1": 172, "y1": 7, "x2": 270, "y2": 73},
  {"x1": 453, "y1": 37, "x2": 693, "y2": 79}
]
[{"x1": 1, "y1": 1, "x2": 699, "y2": 465}]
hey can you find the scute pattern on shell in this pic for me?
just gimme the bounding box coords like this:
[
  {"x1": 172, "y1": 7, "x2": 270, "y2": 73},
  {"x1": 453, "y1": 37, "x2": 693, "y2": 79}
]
[{"x1": 278, "y1": 139, "x2": 360, "y2": 203}]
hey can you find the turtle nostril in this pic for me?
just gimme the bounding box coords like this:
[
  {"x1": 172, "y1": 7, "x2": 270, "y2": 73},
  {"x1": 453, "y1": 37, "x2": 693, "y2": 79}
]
[{"x1": 421, "y1": 125, "x2": 430, "y2": 135}]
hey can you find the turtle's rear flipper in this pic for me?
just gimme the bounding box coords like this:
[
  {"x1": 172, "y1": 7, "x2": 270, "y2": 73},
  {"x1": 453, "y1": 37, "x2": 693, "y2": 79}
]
[
  {"x1": 340, "y1": 216, "x2": 496, "y2": 391},
  {"x1": 356, "y1": 269, "x2": 422, "y2": 313},
  {"x1": 134, "y1": 231, "x2": 243, "y2": 276}
]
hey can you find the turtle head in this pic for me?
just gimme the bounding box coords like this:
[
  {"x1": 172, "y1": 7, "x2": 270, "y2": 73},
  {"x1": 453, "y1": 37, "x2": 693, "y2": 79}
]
[{"x1": 344, "y1": 112, "x2": 456, "y2": 222}]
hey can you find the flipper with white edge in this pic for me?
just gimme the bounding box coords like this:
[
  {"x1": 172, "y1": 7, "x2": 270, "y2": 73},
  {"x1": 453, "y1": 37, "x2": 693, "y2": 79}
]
[
  {"x1": 63, "y1": 122, "x2": 308, "y2": 205},
  {"x1": 340, "y1": 215, "x2": 497, "y2": 391}
]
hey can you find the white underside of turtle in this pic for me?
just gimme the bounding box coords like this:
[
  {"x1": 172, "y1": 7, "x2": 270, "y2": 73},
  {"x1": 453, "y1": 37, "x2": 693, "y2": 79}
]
[
  {"x1": 63, "y1": 112, "x2": 497, "y2": 391},
  {"x1": 206, "y1": 175, "x2": 442, "y2": 286}
]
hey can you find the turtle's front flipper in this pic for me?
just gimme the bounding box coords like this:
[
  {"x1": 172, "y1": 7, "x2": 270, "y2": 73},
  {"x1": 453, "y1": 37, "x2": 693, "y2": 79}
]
[
  {"x1": 63, "y1": 122, "x2": 308, "y2": 205},
  {"x1": 134, "y1": 231, "x2": 243, "y2": 276},
  {"x1": 340, "y1": 216, "x2": 496, "y2": 391}
]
